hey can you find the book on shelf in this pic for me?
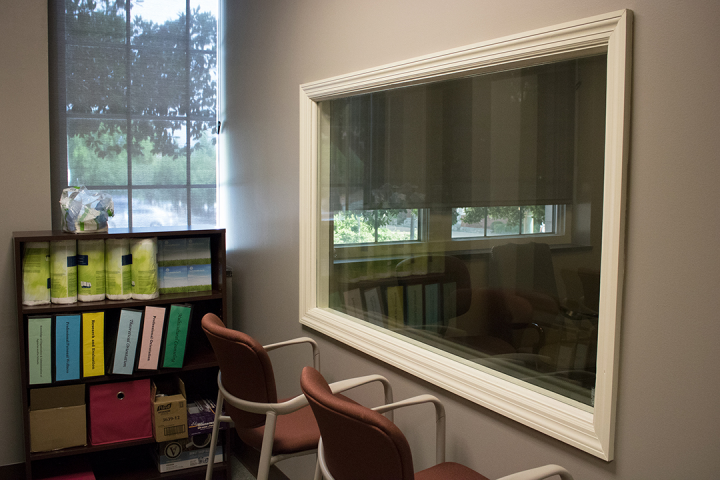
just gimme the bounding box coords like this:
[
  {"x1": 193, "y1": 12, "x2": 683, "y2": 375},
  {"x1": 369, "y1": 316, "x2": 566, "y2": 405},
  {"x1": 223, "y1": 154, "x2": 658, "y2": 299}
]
[
  {"x1": 363, "y1": 287, "x2": 385, "y2": 326},
  {"x1": 406, "y1": 284, "x2": 423, "y2": 327},
  {"x1": 137, "y1": 305, "x2": 167, "y2": 370},
  {"x1": 161, "y1": 304, "x2": 193, "y2": 368},
  {"x1": 28, "y1": 316, "x2": 52, "y2": 385},
  {"x1": 110, "y1": 309, "x2": 144, "y2": 375},
  {"x1": 82, "y1": 312, "x2": 105, "y2": 377},
  {"x1": 386, "y1": 286, "x2": 404, "y2": 329},
  {"x1": 55, "y1": 314, "x2": 81, "y2": 381},
  {"x1": 424, "y1": 283, "x2": 440, "y2": 327}
]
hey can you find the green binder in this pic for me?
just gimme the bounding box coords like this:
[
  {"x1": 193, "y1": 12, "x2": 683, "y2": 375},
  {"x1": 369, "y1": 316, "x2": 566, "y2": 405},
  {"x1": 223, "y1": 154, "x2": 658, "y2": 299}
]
[
  {"x1": 28, "y1": 316, "x2": 52, "y2": 384},
  {"x1": 161, "y1": 304, "x2": 193, "y2": 368}
]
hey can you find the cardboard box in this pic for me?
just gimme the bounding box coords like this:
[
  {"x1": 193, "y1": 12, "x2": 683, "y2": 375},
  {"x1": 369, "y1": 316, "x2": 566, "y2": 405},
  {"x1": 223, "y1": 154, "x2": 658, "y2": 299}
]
[
  {"x1": 151, "y1": 378, "x2": 188, "y2": 441},
  {"x1": 153, "y1": 434, "x2": 224, "y2": 473},
  {"x1": 187, "y1": 399, "x2": 229, "y2": 436},
  {"x1": 30, "y1": 384, "x2": 86, "y2": 452}
]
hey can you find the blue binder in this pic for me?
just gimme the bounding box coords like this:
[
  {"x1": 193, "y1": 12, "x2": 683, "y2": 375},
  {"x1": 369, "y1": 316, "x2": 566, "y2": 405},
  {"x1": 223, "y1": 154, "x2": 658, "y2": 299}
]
[{"x1": 55, "y1": 314, "x2": 81, "y2": 381}]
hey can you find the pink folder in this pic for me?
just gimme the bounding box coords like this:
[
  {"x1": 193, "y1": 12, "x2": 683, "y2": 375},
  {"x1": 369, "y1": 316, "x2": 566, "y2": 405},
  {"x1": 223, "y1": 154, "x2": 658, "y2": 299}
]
[{"x1": 137, "y1": 305, "x2": 166, "y2": 369}]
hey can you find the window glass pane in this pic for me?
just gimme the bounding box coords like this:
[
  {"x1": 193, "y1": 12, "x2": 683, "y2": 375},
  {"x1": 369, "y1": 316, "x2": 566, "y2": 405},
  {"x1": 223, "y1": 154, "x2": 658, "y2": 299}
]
[
  {"x1": 106, "y1": 189, "x2": 129, "y2": 229},
  {"x1": 191, "y1": 188, "x2": 216, "y2": 226},
  {"x1": 132, "y1": 189, "x2": 187, "y2": 227},
  {"x1": 191, "y1": 53, "x2": 217, "y2": 117},
  {"x1": 191, "y1": 1, "x2": 218, "y2": 52},
  {"x1": 319, "y1": 54, "x2": 607, "y2": 406},
  {"x1": 65, "y1": 2, "x2": 126, "y2": 45},
  {"x1": 190, "y1": 122, "x2": 216, "y2": 184},
  {"x1": 131, "y1": 120, "x2": 187, "y2": 185},
  {"x1": 66, "y1": 46, "x2": 127, "y2": 115},
  {"x1": 67, "y1": 119, "x2": 128, "y2": 186},
  {"x1": 131, "y1": 0, "x2": 186, "y2": 47}
]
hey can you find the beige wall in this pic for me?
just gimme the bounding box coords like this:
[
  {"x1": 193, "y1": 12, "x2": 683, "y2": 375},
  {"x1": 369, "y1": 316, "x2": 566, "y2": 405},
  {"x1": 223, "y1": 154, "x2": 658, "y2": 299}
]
[
  {"x1": 0, "y1": 0, "x2": 52, "y2": 466},
  {"x1": 222, "y1": 1, "x2": 720, "y2": 479}
]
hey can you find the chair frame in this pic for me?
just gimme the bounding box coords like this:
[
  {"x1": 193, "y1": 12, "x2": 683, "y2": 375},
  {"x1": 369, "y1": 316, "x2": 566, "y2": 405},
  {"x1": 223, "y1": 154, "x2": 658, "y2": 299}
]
[
  {"x1": 205, "y1": 336, "x2": 394, "y2": 480},
  {"x1": 315, "y1": 384, "x2": 574, "y2": 480}
]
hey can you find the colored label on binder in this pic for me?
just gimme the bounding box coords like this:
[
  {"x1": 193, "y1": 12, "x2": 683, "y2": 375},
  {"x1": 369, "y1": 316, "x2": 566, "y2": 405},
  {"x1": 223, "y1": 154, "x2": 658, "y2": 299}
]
[
  {"x1": 162, "y1": 305, "x2": 192, "y2": 368},
  {"x1": 55, "y1": 314, "x2": 81, "y2": 381},
  {"x1": 138, "y1": 306, "x2": 166, "y2": 370},
  {"x1": 28, "y1": 317, "x2": 52, "y2": 385},
  {"x1": 82, "y1": 312, "x2": 105, "y2": 377},
  {"x1": 112, "y1": 309, "x2": 143, "y2": 375}
]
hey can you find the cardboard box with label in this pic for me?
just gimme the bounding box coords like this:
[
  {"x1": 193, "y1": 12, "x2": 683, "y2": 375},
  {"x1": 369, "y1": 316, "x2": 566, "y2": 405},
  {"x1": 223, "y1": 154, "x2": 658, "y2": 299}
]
[
  {"x1": 153, "y1": 433, "x2": 224, "y2": 473},
  {"x1": 151, "y1": 378, "x2": 188, "y2": 442},
  {"x1": 30, "y1": 384, "x2": 86, "y2": 452}
]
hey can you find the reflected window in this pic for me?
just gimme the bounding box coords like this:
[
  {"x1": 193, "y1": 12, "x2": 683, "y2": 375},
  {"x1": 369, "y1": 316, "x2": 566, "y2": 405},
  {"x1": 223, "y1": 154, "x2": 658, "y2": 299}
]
[{"x1": 319, "y1": 55, "x2": 607, "y2": 406}]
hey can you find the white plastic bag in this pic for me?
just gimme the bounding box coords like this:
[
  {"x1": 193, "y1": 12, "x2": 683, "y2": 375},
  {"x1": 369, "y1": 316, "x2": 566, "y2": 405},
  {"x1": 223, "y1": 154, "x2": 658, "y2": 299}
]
[{"x1": 60, "y1": 186, "x2": 114, "y2": 233}]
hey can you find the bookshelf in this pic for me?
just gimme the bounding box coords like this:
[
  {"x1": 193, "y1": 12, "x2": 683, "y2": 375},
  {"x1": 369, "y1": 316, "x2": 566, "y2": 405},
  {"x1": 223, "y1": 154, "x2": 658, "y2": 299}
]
[{"x1": 13, "y1": 228, "x2": 229, "y2": 480}]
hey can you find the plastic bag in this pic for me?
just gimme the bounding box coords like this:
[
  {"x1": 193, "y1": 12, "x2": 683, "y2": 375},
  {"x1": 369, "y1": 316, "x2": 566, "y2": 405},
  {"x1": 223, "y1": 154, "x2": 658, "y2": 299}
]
[{"x1": 60, "y1": 186, "x2": 115, "y2": 233}]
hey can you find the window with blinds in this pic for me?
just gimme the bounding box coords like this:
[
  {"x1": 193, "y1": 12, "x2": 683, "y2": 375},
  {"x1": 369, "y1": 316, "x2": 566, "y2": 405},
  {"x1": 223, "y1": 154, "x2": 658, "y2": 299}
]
[{"x1": 49, "y1": 0, "x2": 218, "y2": 229}]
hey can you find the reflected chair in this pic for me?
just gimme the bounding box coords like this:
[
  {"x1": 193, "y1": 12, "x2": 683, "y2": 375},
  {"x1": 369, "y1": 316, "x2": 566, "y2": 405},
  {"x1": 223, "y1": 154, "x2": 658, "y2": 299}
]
[
  {"x1": 301, "y1": 366, "x2": 574, "y2": 480},
  {"x1": 201, "y1": 313, "x2": 327, "y2": 480}
]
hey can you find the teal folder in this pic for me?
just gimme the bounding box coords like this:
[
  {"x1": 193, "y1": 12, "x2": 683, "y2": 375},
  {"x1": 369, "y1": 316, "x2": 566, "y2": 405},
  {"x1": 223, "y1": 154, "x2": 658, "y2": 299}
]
[
  {"x1": 28, "y1": 316, "x2": 52, "y2": 384},
  {"x1": 162, "y1": 304, "x2": 193, "y2": 368},
  {"x1": 55, "y1": 314, "x2": 81, "y2": 381},
  {"x1": 424, "y1": 284, "x2": 440, "y2": 327},
  {"x1": 112, "y1": 309, "x2": 143, "y2": 375},
  {"x1": 406, "y1": 285, "x2": 423, "y2": 327}
]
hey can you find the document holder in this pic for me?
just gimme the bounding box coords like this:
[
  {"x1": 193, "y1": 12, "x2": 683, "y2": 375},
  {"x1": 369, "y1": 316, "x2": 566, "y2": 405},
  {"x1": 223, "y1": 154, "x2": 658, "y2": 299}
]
[{"x1": 89, "y1": 378, "x2": 153, "y2": 445}]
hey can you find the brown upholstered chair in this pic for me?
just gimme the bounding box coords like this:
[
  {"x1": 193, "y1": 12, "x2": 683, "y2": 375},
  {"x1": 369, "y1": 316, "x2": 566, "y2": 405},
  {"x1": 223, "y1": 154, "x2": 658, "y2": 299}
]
[
  {"x1": 201, "y1": 313, "x2": 323, "y2": 480},
  {"x1": 201, "y1": 313, "x2": 394, "y2": 480},
  {"x1": 301, "y1": 366, "x2": 574, "y2": 480}
]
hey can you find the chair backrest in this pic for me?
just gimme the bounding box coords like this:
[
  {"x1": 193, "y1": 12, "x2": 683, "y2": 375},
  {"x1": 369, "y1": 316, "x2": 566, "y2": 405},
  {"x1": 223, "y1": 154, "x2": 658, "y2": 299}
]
[
  {"x1": 201, "y1": 313, "x2": 278, "y2": 428},
  {"x1": 489, "y1": 242, "x2": 559, "y2": 301},
  {"x1": 300, "y1": 367, "x2": 414, "y2": 480}
]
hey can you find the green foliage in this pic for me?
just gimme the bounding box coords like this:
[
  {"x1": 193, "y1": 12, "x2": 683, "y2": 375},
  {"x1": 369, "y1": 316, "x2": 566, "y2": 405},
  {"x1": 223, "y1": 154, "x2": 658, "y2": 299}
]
[
  {"x1": 64, "y1": 0, "x2": 217, "y2": 160},
  {"x1": 459, "y1": 206, "x2": 546, "y2": 229},
  {"x1": 333, "y1": 211, "x2": 411, "y2": 244}
]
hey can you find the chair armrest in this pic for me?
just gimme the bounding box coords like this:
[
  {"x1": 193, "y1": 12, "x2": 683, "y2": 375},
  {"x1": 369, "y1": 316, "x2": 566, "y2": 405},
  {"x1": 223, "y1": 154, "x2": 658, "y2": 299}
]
[
  {"x1": 217, "y1": 371, "x2": 310, "y2": 415},
  {"x1": 328, "y1": 374, "x2": 394, "y2": 422},
  {"x1": 371, "y1": 394, "x2": 446, "y2": 465},
  {"x1": 496, "y1": 464, "x2": 574, "y2": 480},
  {"x1": 264, "y1": 337, "x2": 320, "y2": 370}
]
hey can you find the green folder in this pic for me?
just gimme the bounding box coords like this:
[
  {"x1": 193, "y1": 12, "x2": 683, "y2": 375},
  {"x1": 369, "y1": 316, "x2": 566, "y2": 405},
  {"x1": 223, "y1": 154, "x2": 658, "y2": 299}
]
[
  {"x1": 162, "y1": 304, "x2": 193, "y2": 368},
  {"x1": 28, "y1": 317, "x2": 52, "y2": 384}
]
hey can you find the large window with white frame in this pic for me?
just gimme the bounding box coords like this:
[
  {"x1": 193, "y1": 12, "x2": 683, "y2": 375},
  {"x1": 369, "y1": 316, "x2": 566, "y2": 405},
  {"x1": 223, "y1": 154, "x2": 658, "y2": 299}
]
[
  {"x1": 49, "y1": 0, "x2": 219, "y2": 229},
  {"x1": 301, "y1": 11, "x2": 632, "y2": 460}
]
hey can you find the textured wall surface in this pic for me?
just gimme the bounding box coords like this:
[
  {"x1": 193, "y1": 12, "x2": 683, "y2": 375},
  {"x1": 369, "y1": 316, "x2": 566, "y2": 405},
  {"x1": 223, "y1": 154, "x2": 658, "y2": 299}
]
[{"x1": 221, "y1": 1, "x2": 720, "y2": 479}]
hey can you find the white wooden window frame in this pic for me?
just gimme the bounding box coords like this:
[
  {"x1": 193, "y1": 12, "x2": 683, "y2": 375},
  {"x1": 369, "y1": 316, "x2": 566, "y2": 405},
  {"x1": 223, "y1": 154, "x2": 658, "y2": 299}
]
[{"x1": 299, "y1": 10, "x2": 632, "y2": 460}]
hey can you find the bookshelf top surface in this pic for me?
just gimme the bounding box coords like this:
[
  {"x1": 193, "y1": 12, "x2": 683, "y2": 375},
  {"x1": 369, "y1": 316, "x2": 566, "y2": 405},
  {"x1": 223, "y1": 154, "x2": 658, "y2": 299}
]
[{"x1": 13, "y1": 227, "x2": 225, "y2": 242}]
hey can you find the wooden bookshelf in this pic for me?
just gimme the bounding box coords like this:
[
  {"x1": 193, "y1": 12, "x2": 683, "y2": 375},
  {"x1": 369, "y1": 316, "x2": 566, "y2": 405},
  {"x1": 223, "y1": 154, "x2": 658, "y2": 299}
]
[{"x1": 14, "y1": 229, "x2": 229, "y2": 480}]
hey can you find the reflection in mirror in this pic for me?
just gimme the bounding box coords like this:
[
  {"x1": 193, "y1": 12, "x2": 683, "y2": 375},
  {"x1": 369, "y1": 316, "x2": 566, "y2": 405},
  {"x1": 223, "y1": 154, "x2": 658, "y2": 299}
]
[{"x1": 319, "y1": 54, "x2": 607, "y2": 407}]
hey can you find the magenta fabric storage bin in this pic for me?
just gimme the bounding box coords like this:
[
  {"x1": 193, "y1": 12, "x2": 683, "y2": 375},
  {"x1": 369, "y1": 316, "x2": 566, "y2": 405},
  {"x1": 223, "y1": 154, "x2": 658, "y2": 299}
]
[{"x1": 89, "y1": 378, "x2": 153, "y2": 445}]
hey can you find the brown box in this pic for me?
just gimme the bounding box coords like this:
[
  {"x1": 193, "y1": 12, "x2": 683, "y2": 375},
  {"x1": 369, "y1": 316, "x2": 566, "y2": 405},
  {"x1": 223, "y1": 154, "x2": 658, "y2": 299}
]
[
  {"x1": 29, "y1": 384, "x2": 86, "y2": 452},
  {"x1": 151, "y1": 378, "x2": 188, "y2": 442}
]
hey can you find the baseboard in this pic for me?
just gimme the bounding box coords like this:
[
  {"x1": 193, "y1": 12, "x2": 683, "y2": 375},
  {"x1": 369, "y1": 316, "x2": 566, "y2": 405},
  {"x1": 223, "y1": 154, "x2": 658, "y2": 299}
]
[{"x1": 0, "y1": 462, "x2": 24, "y2": 479}]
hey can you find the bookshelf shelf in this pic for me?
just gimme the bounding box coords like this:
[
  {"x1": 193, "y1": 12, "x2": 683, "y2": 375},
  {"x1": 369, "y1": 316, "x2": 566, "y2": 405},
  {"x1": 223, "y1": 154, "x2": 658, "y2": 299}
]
[{"x1": 14, "y1": 228, "x2": 229, "y2": 480}]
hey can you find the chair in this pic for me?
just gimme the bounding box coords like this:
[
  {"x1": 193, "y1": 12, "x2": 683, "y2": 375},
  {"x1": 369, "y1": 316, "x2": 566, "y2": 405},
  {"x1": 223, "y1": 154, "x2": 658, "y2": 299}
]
[
  {"x1": 201, "y1": 313, "x2": 325, "y2": 480},
  {"x1": 301, "y1": 366, "x2": 574, "y2": 480}
]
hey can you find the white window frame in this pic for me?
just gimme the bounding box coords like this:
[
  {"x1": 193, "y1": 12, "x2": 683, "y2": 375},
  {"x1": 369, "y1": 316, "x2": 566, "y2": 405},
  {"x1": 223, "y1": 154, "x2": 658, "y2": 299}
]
[{"x1": 299, "y1": 10, "x2": 632, "y2": 460}]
